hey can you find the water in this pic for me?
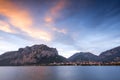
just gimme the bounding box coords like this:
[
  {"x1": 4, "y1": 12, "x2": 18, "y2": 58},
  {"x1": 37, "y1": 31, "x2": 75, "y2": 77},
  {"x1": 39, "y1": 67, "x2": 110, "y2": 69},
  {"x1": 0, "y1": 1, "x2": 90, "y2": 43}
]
[{"x1": 0, "y1": 66, "x2": 120, "y2": 80}]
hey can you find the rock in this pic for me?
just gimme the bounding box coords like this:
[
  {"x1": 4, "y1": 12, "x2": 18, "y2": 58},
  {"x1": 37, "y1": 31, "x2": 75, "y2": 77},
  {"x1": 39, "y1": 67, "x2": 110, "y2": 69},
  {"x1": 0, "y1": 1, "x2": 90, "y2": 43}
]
[{"x1": 0, "y1": 44, "x2": 67, "y2": 66}]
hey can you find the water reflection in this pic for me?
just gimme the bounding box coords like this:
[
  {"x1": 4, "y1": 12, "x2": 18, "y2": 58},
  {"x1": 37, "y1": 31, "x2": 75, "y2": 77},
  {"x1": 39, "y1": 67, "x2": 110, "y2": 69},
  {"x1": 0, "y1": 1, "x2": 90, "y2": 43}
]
[{"x1": 0, "y1": 66, "x2": 120, "y2": 80}]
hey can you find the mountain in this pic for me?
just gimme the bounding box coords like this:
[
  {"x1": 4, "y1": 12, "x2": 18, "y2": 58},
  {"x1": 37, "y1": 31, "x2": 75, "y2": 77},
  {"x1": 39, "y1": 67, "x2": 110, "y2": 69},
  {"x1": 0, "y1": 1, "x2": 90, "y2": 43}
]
[
  {"x1": 0, "y1": 44, "x2": 67, "y2": 66},
  {"x1": 68, "y1": 52, "x2": 99, "y2": 62},
  {"x1": 1, "y1": 44, "x2": 120, "y2": 66},
  {"x1": 68, "y1": 46, "x2": 120, "y2": 63},
  {"x1": 99, "y1": 46, "x2": 120, "y2": 62}
]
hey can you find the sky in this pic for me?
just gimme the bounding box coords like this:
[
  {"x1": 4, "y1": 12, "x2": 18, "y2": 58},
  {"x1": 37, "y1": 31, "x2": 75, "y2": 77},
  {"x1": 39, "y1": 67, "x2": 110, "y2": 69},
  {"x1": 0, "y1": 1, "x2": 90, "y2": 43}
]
[{"x1": 0, "y1": 0, "x2": 120, "y2": 58}]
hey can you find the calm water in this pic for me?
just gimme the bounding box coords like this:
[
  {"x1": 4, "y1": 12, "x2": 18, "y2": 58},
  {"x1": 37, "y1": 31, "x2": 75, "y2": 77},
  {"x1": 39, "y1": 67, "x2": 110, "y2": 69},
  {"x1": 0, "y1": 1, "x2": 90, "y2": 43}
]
[{"x1": 0, "y1": 66, "x2": 120, "y2": 80}]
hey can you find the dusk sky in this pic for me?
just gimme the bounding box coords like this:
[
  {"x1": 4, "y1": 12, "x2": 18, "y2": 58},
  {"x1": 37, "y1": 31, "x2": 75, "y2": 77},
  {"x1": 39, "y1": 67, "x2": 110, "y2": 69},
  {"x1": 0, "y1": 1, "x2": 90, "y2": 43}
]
[{"x1": 0, "y1": 0, "x2": 120, "y2": 57}]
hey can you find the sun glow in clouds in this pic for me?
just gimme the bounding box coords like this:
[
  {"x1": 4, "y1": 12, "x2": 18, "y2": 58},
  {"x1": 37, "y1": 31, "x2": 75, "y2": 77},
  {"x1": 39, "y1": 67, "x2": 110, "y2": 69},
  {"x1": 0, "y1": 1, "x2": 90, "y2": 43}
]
[
  {"x1": 0, "y1": 0, "x2": 120, "y2": 57},
  {"x1": 0, "y1": 0, "x2": 52, "y2": 41}
]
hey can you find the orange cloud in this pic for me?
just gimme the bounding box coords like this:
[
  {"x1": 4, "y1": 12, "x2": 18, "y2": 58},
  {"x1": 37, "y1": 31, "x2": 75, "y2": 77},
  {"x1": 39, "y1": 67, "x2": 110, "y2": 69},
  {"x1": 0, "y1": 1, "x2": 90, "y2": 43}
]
[
  {"x1": 0, "y1": 21, "x2": 14, "y2": 33},
  {"x1": 50, "y1": 0, "x2": 66, "y2": 17},
  {"x1": 45, "y1": 16, "x2": 53, "y2": 23},
  {"x1": 0, "y1": 0, "x2": 32, "y2": 31},
  {"x1": 0, "y1": 0, "x2": 52, "y2": 41},
  {"x1": 44, "y1": 0, "x2": 67, "y2": 34},
  {"x1": 25, "y1": 27, "x2": 52, "y2": 41}
]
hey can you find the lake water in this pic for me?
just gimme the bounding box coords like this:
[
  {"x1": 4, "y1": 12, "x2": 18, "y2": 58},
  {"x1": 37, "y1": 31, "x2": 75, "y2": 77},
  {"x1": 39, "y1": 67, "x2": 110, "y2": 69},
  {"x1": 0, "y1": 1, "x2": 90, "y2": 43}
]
[{"x1": 0, "y1": 66, "x2": 120, "y2": 80}]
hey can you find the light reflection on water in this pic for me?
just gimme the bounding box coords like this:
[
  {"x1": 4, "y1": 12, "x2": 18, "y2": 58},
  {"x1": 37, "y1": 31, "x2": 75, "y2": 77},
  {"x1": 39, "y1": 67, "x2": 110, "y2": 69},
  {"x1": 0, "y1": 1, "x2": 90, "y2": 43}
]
[{"x1": 0, "y1": 66, "x2": 120, "y2": 80}]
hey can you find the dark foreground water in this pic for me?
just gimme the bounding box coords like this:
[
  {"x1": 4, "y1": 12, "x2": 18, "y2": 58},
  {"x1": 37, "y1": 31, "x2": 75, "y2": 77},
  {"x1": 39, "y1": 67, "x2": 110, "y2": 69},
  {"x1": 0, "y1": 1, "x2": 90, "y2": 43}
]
[{"x1": 0, "y1": 66, "x2": 120, "y2": 80}]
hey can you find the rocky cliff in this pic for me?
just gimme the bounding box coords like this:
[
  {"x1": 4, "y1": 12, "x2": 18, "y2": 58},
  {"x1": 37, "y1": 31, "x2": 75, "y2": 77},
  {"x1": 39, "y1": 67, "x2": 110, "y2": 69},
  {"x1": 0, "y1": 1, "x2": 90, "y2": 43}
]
[{"x1": 0, "y1": 44, "x2": 67, "y2": 66}]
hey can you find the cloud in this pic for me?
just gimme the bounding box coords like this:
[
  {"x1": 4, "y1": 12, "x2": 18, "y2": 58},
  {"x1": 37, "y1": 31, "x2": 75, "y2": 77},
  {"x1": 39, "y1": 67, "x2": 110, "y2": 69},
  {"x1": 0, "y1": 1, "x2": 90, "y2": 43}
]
[
  {"x1": 27, "y1": 28, "x2": 52, "y2": 41},
  {"x1": 0, "y1": 0, "x2": 52, "y2": 41},
  {"x1": 50, "y1": 0, "x2": 66, "y2": 17},
  {"x1": 44, "y1": 0, "x2": 67, "y2": 34},
  {"x1": 0, "y1": 0, "x2": 32, "y2": 28},
  {"x1": 45, "y1": 16, "x2": 53, "y2": 23},
  {"x1": 0, "y1": 21, "x2": 15, "y2": 33},
  {"x1": 46, "y1": 24, "x2": 67, "y2": 34}
]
